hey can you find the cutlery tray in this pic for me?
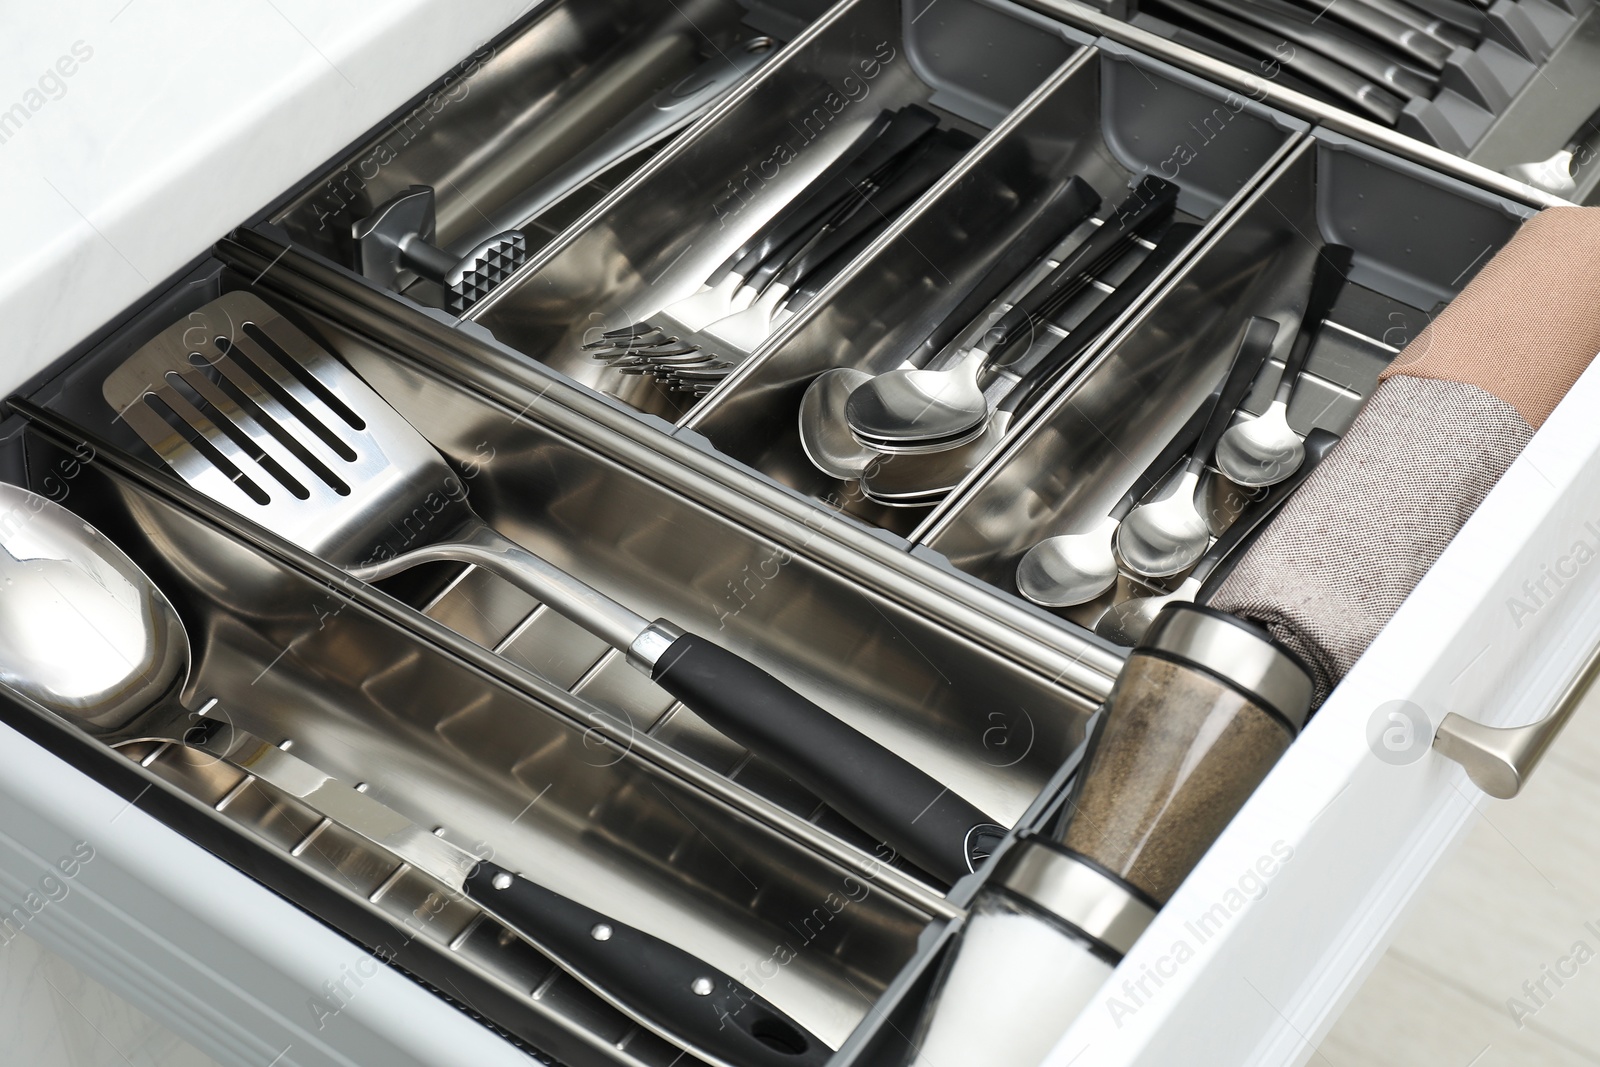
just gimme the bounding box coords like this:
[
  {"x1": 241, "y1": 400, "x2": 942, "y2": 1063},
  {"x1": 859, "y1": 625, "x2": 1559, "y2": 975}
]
[
  {"x1": 0, "y1": 0, "x2": 1558, "y2": 1063},
  {"x1": 917, "y1": 128, "x2": 1533, "y2": 639}
]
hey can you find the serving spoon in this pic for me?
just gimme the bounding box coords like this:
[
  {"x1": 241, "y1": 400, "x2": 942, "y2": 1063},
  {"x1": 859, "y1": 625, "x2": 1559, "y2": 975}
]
[
  {"x1": 1214, "y1": 245, "x2": 1352, "y2": 487},
  {"x1": 0, "y1": 481, "x2": 828, "y2": 1067},
  {"x1": 1115, "y1": 315, "x2": 1278, "y2": 577}
]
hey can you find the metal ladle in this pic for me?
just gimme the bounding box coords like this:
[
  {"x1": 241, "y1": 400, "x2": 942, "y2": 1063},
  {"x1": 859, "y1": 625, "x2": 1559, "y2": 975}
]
[
  {"x1": 0, "y1": 482, "x2": 829, "y2": 1067},
  {"x1": 1214, "y1": 245, "x2": 1352, "y2": 488},
  {"x1": 1096, "y1": 429, "x2": 1338, "y2": 644},
  {"x1": 1116, "y1": 316, "x2": 1279, "y2": 578}
]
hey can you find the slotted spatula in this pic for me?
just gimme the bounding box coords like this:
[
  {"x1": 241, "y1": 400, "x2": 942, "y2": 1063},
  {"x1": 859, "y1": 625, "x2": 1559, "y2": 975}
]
[{"x1": 103, "y1": 292, "x2": 1000, "y2": 884}]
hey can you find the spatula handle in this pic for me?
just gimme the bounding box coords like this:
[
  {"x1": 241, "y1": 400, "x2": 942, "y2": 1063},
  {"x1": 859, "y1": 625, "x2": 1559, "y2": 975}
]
[
  {"x1": 645, "y1": 632, "x2": 1003, "y2": 884},
  {"x1": 465, "y1": 861, "x2": 829, "y2": 1067}
]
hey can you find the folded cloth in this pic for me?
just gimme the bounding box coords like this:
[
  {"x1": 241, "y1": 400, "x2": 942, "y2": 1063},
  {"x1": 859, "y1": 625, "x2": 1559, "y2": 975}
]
[{"x1": 1209, "y1": 206, "x2": 1600, "y2": 704}]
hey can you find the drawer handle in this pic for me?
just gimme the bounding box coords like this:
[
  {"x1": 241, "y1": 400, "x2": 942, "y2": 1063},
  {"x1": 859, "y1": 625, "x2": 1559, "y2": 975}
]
[{"x1": 1432, "y1": 638, "x2": 1600, "y2": 798}]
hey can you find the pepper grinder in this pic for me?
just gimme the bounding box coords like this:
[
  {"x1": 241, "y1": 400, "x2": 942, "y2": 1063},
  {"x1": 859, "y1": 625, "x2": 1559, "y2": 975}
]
[{"x1": 907, "y1": 603, "x2": 1313, "y2": 1066}]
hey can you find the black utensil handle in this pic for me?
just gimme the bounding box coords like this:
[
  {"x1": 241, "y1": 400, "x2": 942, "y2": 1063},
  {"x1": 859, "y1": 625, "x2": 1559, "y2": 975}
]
[
  {"x1": 724, "y1": 108, "x2": 932, "y2": 280},
  {"x1": 742, "y1": 111, "x2": 942, "y2": 293},
  {"x1": 1195, "y1": 428, "x2": 1340, "y2": 593},
  {"x1": 1391, "y1": 0, "x2": 1487, "y2": 37},
  {"x1": 1001, "y1": 221, "x2": 1201, "y2": 418},
  {"x1": 1155, "y1": 0, "x2": 1407, "y2": 122},
  {"x1": 1194, "y1": 315, "x2": 1281, "y2": 464},
  {"x1": 1278, "y1": 244, "x2": 1354, "y2": 391},
  {"x1": 987, "y1": 177, "x2": 1180, "y2": 352},
  {"x1": 776, "y1": 132, "x2": 975, "y2": 291},
  {"x1": 466, "y1": 862, "x2": 828, "y2": 1067},
  {"x1": 873, "y1": 176, "x2": 1104, "y2": 370},
  {"x1": 650, "y1": 633, "x2": 1000, "y2": 884}
]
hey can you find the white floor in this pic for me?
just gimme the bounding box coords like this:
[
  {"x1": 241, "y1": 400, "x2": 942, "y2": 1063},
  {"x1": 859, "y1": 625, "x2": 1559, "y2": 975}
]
[
  {"x1": 0, "y1": 930, "x2": 222, "y2": 1067},
  {"x1": 1322, "y1": 678, "x2": 1600, "y2": 1065}
]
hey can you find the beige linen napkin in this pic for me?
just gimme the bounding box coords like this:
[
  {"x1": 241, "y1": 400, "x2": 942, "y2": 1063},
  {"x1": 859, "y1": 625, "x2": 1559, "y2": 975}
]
[{"x1": 1208, "y1": 207, "x2": 1600, "y2": 704}]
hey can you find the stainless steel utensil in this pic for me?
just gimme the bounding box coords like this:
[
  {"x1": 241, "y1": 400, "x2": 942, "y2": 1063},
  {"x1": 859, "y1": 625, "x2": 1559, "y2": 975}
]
[
  {"x1": 795, "y1": 179, "x2": 1108, "y2": 480},
  {"x1": 352, "y1": 186, "x2": 529, "y2": 314},
  {"x1": 1116, "y1": 315, "x2": 1279, "y2": 577},
  {"x1": 860, "y1": 222, "x2": 1202, "y2": 505},
  {"x1": 1215, "y1": 245, "x2": 1352, "y2": 487},
  {"x1": 1504, "y1": 102, "x2": 1600, "y2": 197},
  {"x1": 477, "y1": 37, "x2": 778, "y2": 238},
  {"x1": 1096, "y1": 429, "x2": 1338, "y2": 644},
  {"x1": 1016, "y1": 394, "x2": 1216, "y2": 608},
  {"x1": 0, "y1": 481, "x2": 827, "y2": 1067},
  {"x1": 843, "y1": 178, "x2": 1178, "y2": 450},
  {"x1": 103, "y1": 292, "x2": 1000, "y2": 884}
]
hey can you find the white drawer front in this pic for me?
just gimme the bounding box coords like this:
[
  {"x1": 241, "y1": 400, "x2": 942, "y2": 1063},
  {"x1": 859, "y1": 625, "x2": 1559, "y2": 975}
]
[{"x1": 1045, "y1": 360, "x2": 1600, "y2": 1065}]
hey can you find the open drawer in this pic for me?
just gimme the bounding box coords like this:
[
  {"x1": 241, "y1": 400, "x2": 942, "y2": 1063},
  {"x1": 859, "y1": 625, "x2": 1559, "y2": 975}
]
[{"x1": 4, "y1": 0, "x2": 1598, "y2": 1065}]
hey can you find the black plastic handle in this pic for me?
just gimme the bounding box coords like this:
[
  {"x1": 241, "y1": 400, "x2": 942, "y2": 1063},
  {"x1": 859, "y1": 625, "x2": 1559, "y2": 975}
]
[
  {"x1": 1000, "y1": 221, "x2": 1202, "y2": 418},
  {"x1": 649, "y1": 633, "x2": 1002, "y2": 884},
  {"x1": 466, "y1": 861, "x2": 828, "y2": 1067},
  {"x1": 1343, "y1": 0, "x2": 1471, "y2": 51},
  {"x1": 1390, "y1": 0, "x2": 1486, "y2": 38},
  {"x1": 774, "y1": 131, "x2": 976, "y2": 292},
  {"x1": 1194, "y1": 315, "x2": 1282, "y2": 465},
  {"x1": 720, "y1": 107, "x2": 938, "y2": 284},
  {"x1": 1110, "y1": 392, "x2": 1220, "y2": 522},
  {"x1": 1195, "y1": 428, "x2": 1341, "y2": 593},
  {"x1": 1273, "y1": 244, "x2": 1354, "y2": 405},
  {"x1": 985, "y1": 177, "x2": 1180, "y2": 359},
  {"x1": 1153, "y1": 0, "x2": 1406, "y2": 123},
  {"x1": 846, "y1": 176, "x2": 1104, "y2": 367}
]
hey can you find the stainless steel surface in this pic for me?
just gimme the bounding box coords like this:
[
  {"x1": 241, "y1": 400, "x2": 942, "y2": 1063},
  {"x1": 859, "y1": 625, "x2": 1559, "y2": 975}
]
[
  {"x1": 481, "y1": 35, "x2": 778, "y2": 238},
  {"x1": 686, "y1": 43, "x2": 1301, "y2": 534},
  {"x1": 270, "y1": 0, "x2": 783, "y2": 266},
  {"x1": 1433, "y1": 625, "x2": 1600, "y2": 799},
  {"x1": 1015, "y1": 514, "x2": 1121, "y2": 607},
  {"x1": 221, "y1": 228, "x2": 1128, "y2": 718},
  {"x1": 921, "y1": 133, "x2": 1529, "y2": 637},
  {"x1": 996, "y1": 842, "x2": 1156, "y2": 955},
  {"x1": 7, "y1": 429, "x2": 939, "y2": 1058},
  {"x1": 104, "y1": 292, "x2": 656, "y2": 655},
  {"x1": 352, "y1": 186, "x2": 530, "y2": 315},
  {"x1": 1141, "y1": 605, "x2": 1313, "y2": 729},
  {"x1": 469, "y1": 0, "x2": 1083, "y2": 422}
]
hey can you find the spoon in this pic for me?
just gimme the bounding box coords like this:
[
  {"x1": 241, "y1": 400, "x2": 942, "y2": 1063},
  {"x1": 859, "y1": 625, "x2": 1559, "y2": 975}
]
[
  {"x1": 1016, "y1": 385, "x2": 1218, "y2": 608},
  {"x1": 1115, "y1": 315, "x2": 1279, "y2": 578},
  {"x1": 843, "y1": 177, "x2": 1180, "y2": 450},
  {"x1": 1503, "y1": 102, "x2": 1600, "y2": 198},
  {"x1": 1096, "y1": 429, "x2": 1338, "y2": 644},
  {"x1": 1215, "y1": 245, "x2": 1352, "y2": 487},
  {"x1": 792, "y1": 177, "x2": 1108, "y2": 482},
  {"x1": 861, "y1": 222, "x2": 1201, "y2": 505},
  {"x1": 0, "y1": 482, "x2": 829, "y2": 1066},
  {"x1": 799, "y1": 367, "x2": 883, "y2": 479}
]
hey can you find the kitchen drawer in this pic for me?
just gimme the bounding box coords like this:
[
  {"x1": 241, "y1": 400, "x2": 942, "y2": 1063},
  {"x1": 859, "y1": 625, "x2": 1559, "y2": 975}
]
[{"x1": 5, "y1": 1, "x2": 1597, "y2": 1065}]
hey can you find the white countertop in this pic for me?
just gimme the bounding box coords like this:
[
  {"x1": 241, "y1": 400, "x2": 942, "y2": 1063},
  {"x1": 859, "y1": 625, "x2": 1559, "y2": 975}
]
[{"x1": 0, "y1": 0, "x2": 536, "y2": 395}]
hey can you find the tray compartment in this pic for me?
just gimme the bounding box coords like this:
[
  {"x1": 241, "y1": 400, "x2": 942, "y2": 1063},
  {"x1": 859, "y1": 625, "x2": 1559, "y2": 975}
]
[
  {"x1": 464, "y1": 0, "x2": 1087, "y2": 420},
  {"x1": 268, "y1": 0, "x2": 823, "y2": 279},
  {"x1": 1, "y1": 425, "x2": 936, "y2": 1065},
  {"x1": 679, "y1": 41, "x2": 1305, "y2": 534},
  {"x1": 24, "y1": 261, "x2": 1099, "y2": 885},
  {"x1": 918, "y1": 130, "x2": 1533, "y2": 636}
]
